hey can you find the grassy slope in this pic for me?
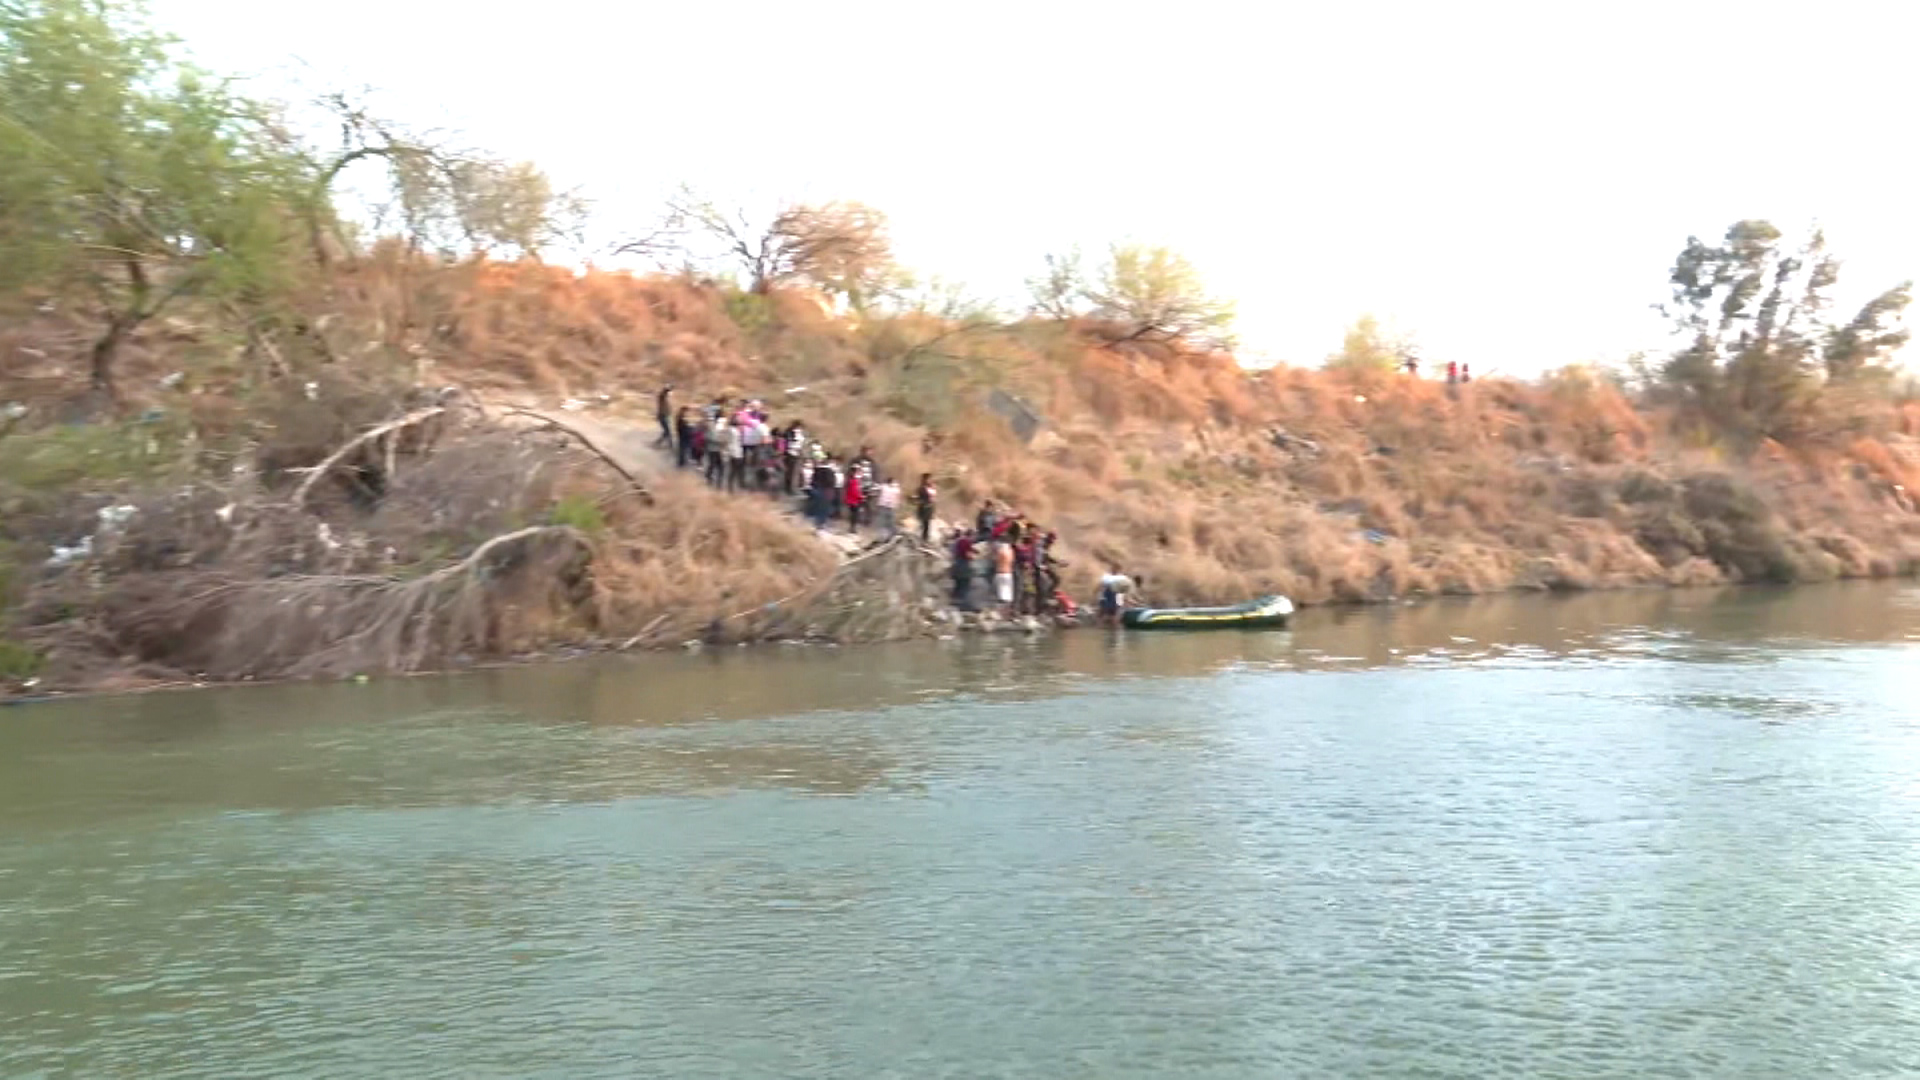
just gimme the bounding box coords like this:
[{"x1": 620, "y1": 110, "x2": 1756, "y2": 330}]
[
  {"x1": 3, "y1": 252, "x2": 1917, "y2": 689},
  {"x1": 394, "y1": 255, "x2": 1920, "y2": 604}
]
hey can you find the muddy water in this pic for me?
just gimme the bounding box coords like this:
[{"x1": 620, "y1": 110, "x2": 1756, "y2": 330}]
[{"x1": 3, "y1": 584, "x2": 1919, "y2": 1077}]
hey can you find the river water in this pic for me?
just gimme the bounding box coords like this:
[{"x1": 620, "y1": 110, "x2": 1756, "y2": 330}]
[{"x1": 3, "y1": 584, "x2": 1919, "y2": 1078}]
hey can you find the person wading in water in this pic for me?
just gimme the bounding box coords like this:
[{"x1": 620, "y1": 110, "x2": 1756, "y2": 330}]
[{"x1": 1097, "y1": 567, "x2": 1135, "y2": 628}]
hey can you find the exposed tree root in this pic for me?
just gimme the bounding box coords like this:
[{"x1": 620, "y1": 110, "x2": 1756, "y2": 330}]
[{"x1": 102, "y1": 525, "x2": 596, "y2": 680}]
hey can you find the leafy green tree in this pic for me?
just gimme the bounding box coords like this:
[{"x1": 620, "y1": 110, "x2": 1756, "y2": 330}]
[
  {"x1": 1660, "y1": 220, "x2": 1912, "y2": 440},
  {"x1": 0, "y1": 0, "x2": 315, "y2": 396},
  {"x1": 1325, "y1": 314, "x2": 1411, "y2": 373},
  {"x1": 1086, "y1": 243, "x2": 1234, "y2": 347},
  {"x1": 1025, "y1": 243, "x2": 1234, "y2": 348}
]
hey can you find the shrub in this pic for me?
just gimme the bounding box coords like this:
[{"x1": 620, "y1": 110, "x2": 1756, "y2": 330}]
[
  {"x1": 1681, "y1": 473, "x2": 1799, "y2": 583},
  {"x1": 0, "y1": 639, "x2": 41, "y2": 680},
  {"x1": 547, "y1": 493, "x2": 607, "y2": 534}
]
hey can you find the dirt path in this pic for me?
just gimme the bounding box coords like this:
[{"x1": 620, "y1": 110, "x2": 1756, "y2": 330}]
[{"x1": 499, "y1": 407, "x2": 667, "y2": 481}]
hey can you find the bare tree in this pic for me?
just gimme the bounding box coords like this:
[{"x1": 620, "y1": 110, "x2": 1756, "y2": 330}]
[
  {"x1": 1025, "y1": 248, "x2": 1087, "y2": 321},
  {"x1": 615, "y1": 187, "x2": 899, "y2": 307},
  {"x1": 311, "y1": 91, "x2": 584, "y2": 264}
]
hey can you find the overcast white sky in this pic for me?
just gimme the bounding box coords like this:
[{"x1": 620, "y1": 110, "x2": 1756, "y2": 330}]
[{"x1": 156, "y1": 0, "x2": 1918, "y2": 374}]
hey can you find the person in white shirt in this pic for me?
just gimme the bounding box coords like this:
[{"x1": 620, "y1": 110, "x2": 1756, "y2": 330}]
[
  {"x1": 1097, "y1": 568, "x2": 1135, "y2": 628},
  {"x1": 722, "y1": 419, "x2": 746, "y2": 492},
  {"x1": 740, "y1": 414, "x2": 765, "y2": 489},
  {"x1": 875, "y1": 477, "x2": 902, "y2": 538},
  {"x1": 704, "y1": 414, "x2": 727, "y2": 488}
]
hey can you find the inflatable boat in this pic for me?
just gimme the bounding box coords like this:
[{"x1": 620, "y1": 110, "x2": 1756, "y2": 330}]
[{"x1": 1122, "y1": 594, "x2": 1294, "y2": 631}]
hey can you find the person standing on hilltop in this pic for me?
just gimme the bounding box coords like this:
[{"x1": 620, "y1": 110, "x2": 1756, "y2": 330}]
[
  {"x1": 654, "y1": 384, "x2": 674, "y2": 449},
  {"x1": 1446, "y1": 361, "x2": 1459, "y2": 385},
  {"x1": 913, "y1": 473, "x2": 937, "y2": 542},
  {"x1": 1402, "y1": 354, "x2": 1419, "y2": 377}
]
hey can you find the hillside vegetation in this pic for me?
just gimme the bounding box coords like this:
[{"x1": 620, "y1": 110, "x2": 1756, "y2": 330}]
[{"x1": 1, "y1": 0, "x2": 1916, "y2": 693}]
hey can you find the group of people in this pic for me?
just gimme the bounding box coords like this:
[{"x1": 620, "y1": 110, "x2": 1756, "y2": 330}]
[
  {"x1": 657, "y1": 386, "x2": 1141, "y2": 625},
  {"x1": 947, "y1": 500, "x2": 1071, "y2": 618},
  {"x1": 1398, "y1": 356, "x2": 1473, "y2": 384},
  {"x1": 655, "y1": 385, "x2": 938, "y2": 540}
]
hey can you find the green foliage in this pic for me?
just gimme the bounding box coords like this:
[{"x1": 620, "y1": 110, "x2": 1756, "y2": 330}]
[
  {"x1": 1325, "y1": 314, "x2": 1408, "y2": 373},
  {"x1": 861, "y1": 281, "x2": 1011, "y2": 427},
  {"x1": 383, "y1": 147, "x2": 585, "y2": 260},
  {"x1": 1658, "y1": 220, "x2": 1912, "y2": 442},
  {"x1": 0, "y1": 540, "x2": 17, "y2": 608},
  {"x1": 721, "y1": 287, "x2": 774, "y2": 335},
  {"x1": 0, "y1": 415, "x2": 192, "y2": 498},
  {"x1": 0, "y1": 639, "x2": 41, "y2": 680},
  {"x1": 0, "y1": 0, "x2": 319, "y2": 392},
  {"x1": 547, "y1": 493, "x2": 606, "y2": 533}
]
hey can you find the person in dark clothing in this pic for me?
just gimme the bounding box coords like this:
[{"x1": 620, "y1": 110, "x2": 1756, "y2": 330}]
[
  {"x1": 975, "y1": 501, "x2": 1000, "y2": 540},
  {"x1": 808, "y1": 459, "x2": 836, "y2": 528},
  {"x1": 1013, "y1": 532, "x2": 1037, "y2": 614},
  {"x1": 674, "y1": 406, "x2": 696, "y2": 468},
  {"x1": 913, "y1": 473, "x2": 937, "y2": 542},
  {"x1": 1036, "y1": 531, "x2": 1063, "y2": 613},
  {"x1": 654, "y1": 384, "x2": 675, "y2": 448},
  {"x1": 951, "y1": 533, "x2": 976, "y2": 608}
]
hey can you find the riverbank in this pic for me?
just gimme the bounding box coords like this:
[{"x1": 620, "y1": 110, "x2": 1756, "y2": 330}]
[{"x1": 3, "y1": 255, "x2": 1918, "y2": 697}]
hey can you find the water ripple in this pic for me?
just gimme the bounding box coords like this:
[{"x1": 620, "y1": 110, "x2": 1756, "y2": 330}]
[{"x1": 4, "y1": 588, "x2": 1920, "y2": 1077}]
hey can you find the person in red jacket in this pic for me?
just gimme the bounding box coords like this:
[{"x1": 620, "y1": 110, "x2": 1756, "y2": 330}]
[{"x1": 844, "y1": 467, "x2": 865, "y2": 534}]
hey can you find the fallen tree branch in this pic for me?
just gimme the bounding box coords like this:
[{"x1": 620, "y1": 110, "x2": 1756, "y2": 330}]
[
  {"x1": 290, "y1": 406, "x2": 447, "y2": 509},
  {"x1": 502, "y1": 407, "x2": 654, "y2": 505},
  {"x1": 619, "y1": 613, "x2": 670, "y2": 650},
  {"x1": 414, "y1": 524, "x2": 588, "y2": 587}
]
